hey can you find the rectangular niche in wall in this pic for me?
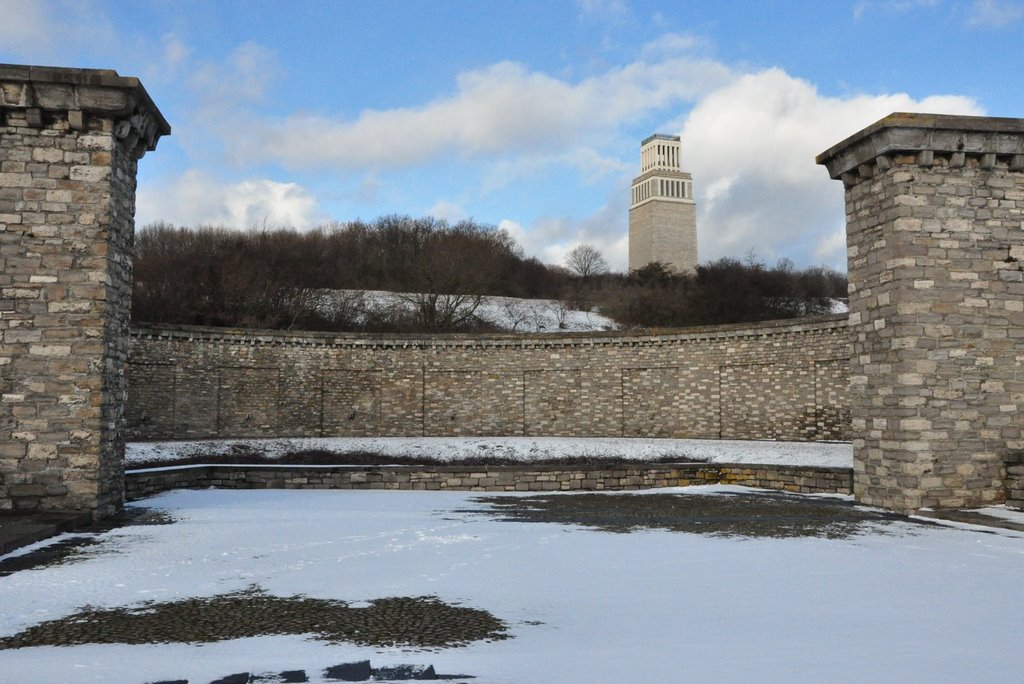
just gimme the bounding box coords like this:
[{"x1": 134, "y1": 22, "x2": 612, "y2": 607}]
[
  {"x1": 814, "y1": 358, "x2": 851, "y2": 441},
  {"x1": 720, "y1": 362, "x2": 815, "y2": 441},
  {"x1": 322, "y1": 369, "x2": 382, "y2": 437},
  {"x1": 524, "y1": 369, "x2": 580, "y2": 436},
  {"x1": 125, "y1": 363, "x2": 176, "y2": 439},
  {"x1": 174, "y1": 366, "x2": 219, "y2": 439},
  {"x1": 423, "y1": 370, "x2": 524, "y2": 436},
  {"x1": 622, "y1": 366, "x2": 718, "y2": 438},
  {"x1": 218, "y1": 367, "x2": 280, "y2": 437}
]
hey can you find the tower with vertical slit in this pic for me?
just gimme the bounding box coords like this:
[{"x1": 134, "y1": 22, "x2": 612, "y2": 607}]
[{"x1": 628, "y1": 134, "x2": 697, "y2": 273}]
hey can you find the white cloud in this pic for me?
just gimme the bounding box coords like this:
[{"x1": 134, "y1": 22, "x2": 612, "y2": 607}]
[
  {"x1": 224, "y1": 57, "x2": 734, "y2": 170},
  {"x1": 161, "y1": 33, "x2": 191, "y2": 68},
  {"x1": 575, "y1": 0, "x2": 631, "y2": 22},
  {"x1": 0, "y1": 0, "x2": 52, "y2": 55},
  {"x1": 136, "y1": 170, "x2": 323, "y2": 230},
  {"x1": 640, "y1": 32, "x2": 710, "y2": 59},
  {"x1": 427, "y1": 201, "x2": 467, "y2": 223},
  {"x1": 681, "y1": 68, "x2": 983, "y2": 268},
  {"x1": 500, "y1": 66, "x2": 982, "y2": 274},
  {"x1": 131, "y1": 29, "x2": 987, "y2": 275},
  {"x1": 853, "y1": 0, "x2": 939, "y2": 20},
  {"x1": 852, "y1": 0, "x2": 1023, "y2": 26},
  {"x1": 499, "y1": 192, "x2": 632, "y2": 271},
  {"x1": 190, "y1": 41, "x2": 282, "y2": 107},
  {"x1": 498, "y1": 219, "x2": 529, "y2": 248},
  {"x1": 482, "y1": 147, "x2": 630, "y2": 194},
  {"x1": 967, "y1": 0, "x2": 1024, "y2": 26},
  {"x1": 0, "y1": 0, "x2": 115, "y2": 59},
  {"x1": 813, "y1": 228, "x2": 848, "y2": 266}
]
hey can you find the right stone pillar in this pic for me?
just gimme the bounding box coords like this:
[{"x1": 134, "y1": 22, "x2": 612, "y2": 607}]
[{"x1": 817, "y1": 113, "x2": 1024, "y2": 513}]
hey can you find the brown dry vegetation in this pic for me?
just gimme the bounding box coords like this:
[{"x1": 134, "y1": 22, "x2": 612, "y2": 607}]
[{"x1": 131, "y1": 218, "x2": 846, "y2": 333}]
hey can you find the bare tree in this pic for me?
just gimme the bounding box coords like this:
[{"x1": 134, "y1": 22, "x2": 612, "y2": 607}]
[
  {"x1": 564, "y1": 244, "x2": 608, "y2": 278},
  {"x1": 546, "y1": 299, "x2": 571, "y2": 329},
  {"x1": 399, "y1": 291, "x2": 484, "y2": 330},
  {"x1": 499, "y1": 297, "x2": 531, "y2": 332}
]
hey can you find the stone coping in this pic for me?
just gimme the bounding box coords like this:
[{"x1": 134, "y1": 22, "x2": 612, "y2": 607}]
[
  {"x1": 642, "y1": 133, "x2": 680, "y2": 145},
  {"x1": 817, "y1": 112, "x2": 1024, "y2": 181},
  {"x1": 0, "y1": 62, "x2": 170, "y2": 149},
  {"x1": 130, "y1": 314, "x2": 849, "y2": 350},
  {"x1": 126, "y1": 461, "x2": 852, "y2": 475}
]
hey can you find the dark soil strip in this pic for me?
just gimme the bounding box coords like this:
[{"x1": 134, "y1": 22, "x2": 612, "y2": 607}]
[{"x1": 128, "y1": 448, "x2": 707, "y2": 470}]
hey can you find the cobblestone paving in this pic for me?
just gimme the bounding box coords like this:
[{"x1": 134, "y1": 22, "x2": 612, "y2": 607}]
[
  {"x1": 0, "y1": 589, "x2": 508, "y2": 650},
  {"x1": 464, "y1": 490, "x2": 915, "y2": 538},
  {"x1": 147, "y1": 660, "x2": 474, "y2": 682}
]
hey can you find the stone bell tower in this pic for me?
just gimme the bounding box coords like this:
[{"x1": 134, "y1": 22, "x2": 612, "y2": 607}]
[
  {"x1": 0, "y1": 65, "x2": 169, "y2": 518},
  {"x1": 628, "y1": 133, "x2": 697, "y2": 273}
]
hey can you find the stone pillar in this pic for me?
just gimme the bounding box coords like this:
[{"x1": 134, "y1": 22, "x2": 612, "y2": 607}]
[
  {"x1": 818, "y1": 113, "x2": 1024, "y2": 512},
  {"x1": 0, "y1": 65, "x2": 169, "y2": 518}
]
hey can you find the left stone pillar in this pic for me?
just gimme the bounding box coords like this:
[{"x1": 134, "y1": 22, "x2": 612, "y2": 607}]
[{"x1": 0, "y1": 65, "x2": 170, "y2": 518}]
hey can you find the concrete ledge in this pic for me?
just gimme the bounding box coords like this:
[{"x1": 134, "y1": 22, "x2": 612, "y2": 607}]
[
  {"x1": 125, "y1": 462, "x2": 854, "y2": 501},
  {"x1": 130, "y1": 314, "x2": 849, "y2": 350}
]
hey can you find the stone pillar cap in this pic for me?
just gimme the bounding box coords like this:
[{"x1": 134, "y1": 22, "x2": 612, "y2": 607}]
[
  {"x1": 816, "y1": 112, "x2": 1024, "y2": 180},
  {"x1": 0, "y1": 63, "x2": 170, "y2": 151}
]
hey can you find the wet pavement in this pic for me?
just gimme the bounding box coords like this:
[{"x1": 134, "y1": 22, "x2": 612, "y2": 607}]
[{"x1": 463, "y1": 490, "x2": 917, "y2": 539}]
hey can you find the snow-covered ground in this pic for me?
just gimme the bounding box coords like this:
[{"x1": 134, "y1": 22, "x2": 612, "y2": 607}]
[
  {"x1": 335, "y1": 290, "x2": 847, "y2": 333},
  {"x1": 470, "y1": 294, "x2": 618, "y2": 332},
  {"x1": 335, "y1": 289, "x2": 619, "y2": 333},
  {"x1": 828, "y1": 297, "x2": 849, "y2": 314},
  {"x1": 1, "y1": 487, "x2": 1022, "y2": 683},
  {"x1": 126, "y1": 436, "x2": 854, "y2": 468}
]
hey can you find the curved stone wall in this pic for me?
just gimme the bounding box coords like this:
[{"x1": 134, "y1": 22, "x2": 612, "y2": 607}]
[
  {"x1": 126, "y1": 315, "x2": 851, "y2": 442},
  {"x1": 125, "y1": 462, "x2": 854, "y2": 501}
]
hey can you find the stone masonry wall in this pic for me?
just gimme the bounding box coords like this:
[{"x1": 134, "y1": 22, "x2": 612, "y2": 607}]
[
  {"x1": 1005, "y1": 451, "x2": 1024, "y2": 509},
  {"x1": 124, "y1": 462, "x2": 853, "y2": 502},
  {"x1": 126, "y1": 315, "x2": 851, "y2": 442},
  {"x1": 0, "y1": 65, "x2": 168, "y2": 517},
  {"x1": 819, "y1": 113, "x2": 1024, "y2": 512}
]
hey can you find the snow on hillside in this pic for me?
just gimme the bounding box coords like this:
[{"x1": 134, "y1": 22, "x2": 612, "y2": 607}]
[
  {"x1": 126, "y1": 437, "x2": 853, "y2": 469},
  {"x1": 324, "y1": 289, "x2": 847, "y2": 334},
  {"x1": 326, "y1": 289, "x2": 619, "y2": 333},
  {"x1": 471, "y1": 295, "x2": 618, "y2": 332}
]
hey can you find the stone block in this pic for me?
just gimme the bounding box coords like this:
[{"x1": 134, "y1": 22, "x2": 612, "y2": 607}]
[
  {"x1": 1, "y1": 64, "x2": 168, "y2": 517},
  {"x1": 818, "y1": 112, "x2": 1024, "y2": 512}
]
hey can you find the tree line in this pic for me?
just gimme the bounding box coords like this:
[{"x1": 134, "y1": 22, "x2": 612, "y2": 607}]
[
  {"x1": 131, "y1": 217, "x2": 568, "y2": 331},
  {"x1": 593, "y1": 259, "x2": 846, "y2": 328},
  {"x1": 131, "y1": 218, "x2": 846, "y2": 332}
]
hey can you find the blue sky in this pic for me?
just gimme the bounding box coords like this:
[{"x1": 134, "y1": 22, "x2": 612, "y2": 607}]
[{"x1": 2, "y1": 0, "x2": 1022, "y2": 271}]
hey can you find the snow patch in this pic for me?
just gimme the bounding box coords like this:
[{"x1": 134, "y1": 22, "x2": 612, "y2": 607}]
[
  {"x1": 126, "y1": 437, "x2": 853, "y2": 468},
  {"x1": 331, "y1": 289, "x2": 619, "y2": 333},
  {"x1": 1, "y1": 488, "x2": 1022, "y2": 683}
]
